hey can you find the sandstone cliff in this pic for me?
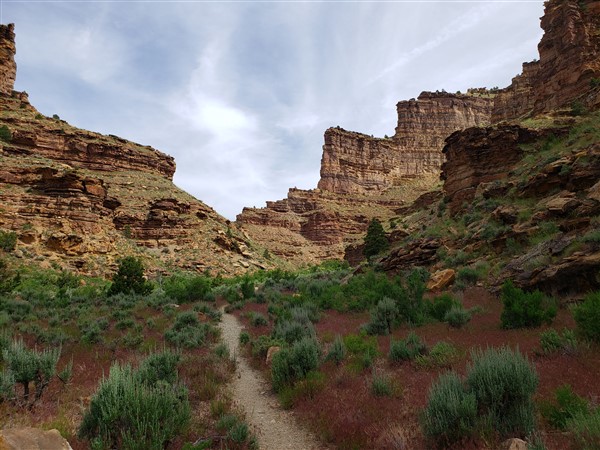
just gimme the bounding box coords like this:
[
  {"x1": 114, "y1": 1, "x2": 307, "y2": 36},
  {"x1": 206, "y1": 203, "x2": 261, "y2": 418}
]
[
  {"x1": 492, "y1": 0, "x2": 600, "y2": 122},
  {"x1": 238, "y1": 91, "x2": 490, "y2": 263},
  {"x1": 0, "y1": 24, "x2": 266, "y2": 276}
]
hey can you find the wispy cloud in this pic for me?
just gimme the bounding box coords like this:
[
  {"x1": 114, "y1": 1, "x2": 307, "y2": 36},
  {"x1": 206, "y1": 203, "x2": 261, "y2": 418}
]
[{"x1": 3, "y1": 1, "x2": 545, "y2": 219}]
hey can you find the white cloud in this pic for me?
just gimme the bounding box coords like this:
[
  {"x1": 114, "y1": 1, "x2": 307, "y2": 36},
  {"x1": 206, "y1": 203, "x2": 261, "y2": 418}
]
[{"x1": 3, "y1": 1, "x2": 546, "y2": 220}]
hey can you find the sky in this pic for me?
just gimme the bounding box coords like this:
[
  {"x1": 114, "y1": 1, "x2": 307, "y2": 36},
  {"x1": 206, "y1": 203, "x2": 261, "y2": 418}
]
[{"x1": 1, "y1": 0, "x2": 545, "y2": 220}]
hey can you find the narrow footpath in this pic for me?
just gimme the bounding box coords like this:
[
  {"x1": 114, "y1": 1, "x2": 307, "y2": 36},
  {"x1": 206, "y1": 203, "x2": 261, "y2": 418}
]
[{"x1": 219, "y1": 311, "x2": 325, "y2": 450}]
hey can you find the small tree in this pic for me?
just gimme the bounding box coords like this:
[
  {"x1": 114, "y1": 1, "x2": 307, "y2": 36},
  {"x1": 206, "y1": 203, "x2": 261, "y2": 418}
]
[
  {"x1": 108, "y1": 256, "x2": 152, "y2": 296},
  {"x1": 364, "y1": 218, "x2": 388, "y2": 259}
]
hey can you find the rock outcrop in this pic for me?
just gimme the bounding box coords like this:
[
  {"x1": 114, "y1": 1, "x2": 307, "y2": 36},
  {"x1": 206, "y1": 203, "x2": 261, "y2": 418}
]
[
  {"x1": 492, "y1": 0, "x2": 600, "y2": 122},
  {"x1": 0, "y1": 25, "x2": 267, "y2": 276},
  {"x1": 239, "y1": 91, "x2": 491, "y2": 264},
  {"x1": 0, "y1": 23, "x2": 16, "y2": 96},
  {"x1": 0, "y1": 428, "x2": 72, "y2": 450}
]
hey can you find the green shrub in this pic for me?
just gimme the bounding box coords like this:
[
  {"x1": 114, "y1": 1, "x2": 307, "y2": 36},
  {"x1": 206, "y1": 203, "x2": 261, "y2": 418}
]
[
  {"x1": 415, "y1": 341, "x2": 460, "y2": 369},
  {"x1": 429, "y1": 294, "x2": 461, "y2": 321},
  {"x1": 163, "y1": 273, "x2": 211, "y2": 303},
  {"x1": 0, "y1": 370, "x2": 15, "y2": 401},
  {"x1": 250, "y1": 312, "x2": 268, "y2": 327},
  {"x1": 364, "y1": 297, "x2": 398, "y2": 335},
  {"x1": 422, "y1": 371, "x2": 477, "y2": 447},
  {"x1": 251, "y1": 334, "x2": 281, "y2": 359},
  {"x1": 444, "y1": 306, "x2": 472, "y2": 328},
  {"x1": 325, "y1": 334, "x2": 346, "y2": 365},
  {"x1": 165, "y1": 311, "x2": 211, "y2": 348},
  {"x1": 78, "y1": 360, "x2": 190, "y2": 450},
  {"x1": 574, "y1": 291, "x2": 600, "y2": 343},
  {"x1": 0, "y1": 125, "x2": 12, "y2": 142},
  {"x1": 193, "y1": 303, "x2": 221, "y2": 321},
  {"x1": 136, "y1": 350, "x2": 180, "y2": 386},
  {"x1": 108, "y1": 257, "x2": 153, "y2": 296},
  {"x1": 273, "y1": 319, "x2": 315, "y2": 345},
  {"x1": 500, "y1": 280, "x2": 557, "y2": 329},
  {"x1": 540, "y1": 384, "x2": 589, "y2": 430},
  {"x1": 0, "y1": 231, "x2": 17, "y2": 252},
  {"x1": 239, "y1": 331, "x2": 250, "y2": 346},
  {"x1": 388, "y1": 332, "x2": 427, "y2": 363},
  {"x1": 466, "y1": 346, "x2": 538, "y2": 436},
  {"x1": 540, "y1": 328, "x2": 577, "y2": 354},
  {"x1": 371, "y1": 371, "x2": 393, "y2": 397},
  {"x1": 2, "y1": 339, "x2": 60, "y2": 404},
  {"x1": 271, "y1": 337, "x2": 320, "y2": 392},
  {"x1": 363, "y1": 218, "x2": 388, "y2": 258},
  {"x1": 455, "y1": 267, "x2": 480, "y2": 288},
  {"x1": 240, "y1": 276, "x2": 255, "y2": 300},
  {"x1": 566, "y1": 408, "x2": 600, "y2": 450}
]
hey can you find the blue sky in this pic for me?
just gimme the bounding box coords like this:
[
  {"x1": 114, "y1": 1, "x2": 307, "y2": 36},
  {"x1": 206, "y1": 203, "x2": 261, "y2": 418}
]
[{"x1": 2, "y1": 0, "x2": 545, "y2": 219}]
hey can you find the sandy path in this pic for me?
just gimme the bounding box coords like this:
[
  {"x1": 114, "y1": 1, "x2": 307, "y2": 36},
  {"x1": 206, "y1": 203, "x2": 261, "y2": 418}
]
[{"x1": 219, "y1": 311, "x2": 325, "y2": 450}]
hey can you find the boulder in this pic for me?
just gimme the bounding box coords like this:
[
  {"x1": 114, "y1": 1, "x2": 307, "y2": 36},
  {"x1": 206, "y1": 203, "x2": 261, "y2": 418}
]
[
  {"x1": 427, "y1": 269, "x2": 456, "y2": 291},
  {"x1": 0, "y1": 428, "x2": 72, "y2": 450}
]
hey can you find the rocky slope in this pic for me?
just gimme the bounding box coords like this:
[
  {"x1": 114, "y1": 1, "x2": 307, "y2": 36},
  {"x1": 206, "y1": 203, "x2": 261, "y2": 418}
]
[
  {"x1": 377, "y1": 0, "x2": 600, "y2": 296},
  {"x1": 0, "y1": 24, "x2": 267, "y2": 276},
  {"x1": 238, "y1": 92, "x2": 492, "y2": 264}
]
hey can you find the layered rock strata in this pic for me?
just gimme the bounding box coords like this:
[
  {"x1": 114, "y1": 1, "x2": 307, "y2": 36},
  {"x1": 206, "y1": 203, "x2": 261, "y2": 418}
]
[
  {"x1": 0, "y1": 25, "x2": 266, "y2": 276},
  {"x1": 0, "y1": 24, "x2": 16, "y2": 96}
]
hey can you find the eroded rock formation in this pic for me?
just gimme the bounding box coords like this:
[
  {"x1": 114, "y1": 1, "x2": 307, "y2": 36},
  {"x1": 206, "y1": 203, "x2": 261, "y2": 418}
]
[
  {"x1": 0, "y1": 26, "x2": 266, "y2": 276},
  {"x1": 0, "y1": 23, "x2": 16, "y2": 96}
]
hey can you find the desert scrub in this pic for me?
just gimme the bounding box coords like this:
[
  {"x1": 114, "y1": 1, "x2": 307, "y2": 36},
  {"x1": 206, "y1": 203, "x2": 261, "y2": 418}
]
[
  {"x1": 364, "y1": 297, "x2": 399, "y2": 335},
  {"x1": 415, "y1": 341, "x2": 460, "y2": 369},
  {"x1": 107, "y1": 256, "x2": 153, "y2": 296},
  {"x1": 78, "y1": 356, "x2": 190, "y2": 450},
  {"x1": 165, "y1": 311, "x2": 213, "y2": 348},
  {"x1": 466, "y1": 346, "x2": 538, "y2": 436},
  {"x1": 500, "y1": 280, "x2": 556, "y2": 329},
  {"x1": 388, "y1": 332, "x2": 426, "y2": 363},
  {"x1": 325, "y1": 334, "x2": 346, "y2": 365},
  {"x1": 428, "y1": 293, "x2": 461, "y2": 322},
  {"x1": 566, "y1": 408, "x2": 600, "y2": 450},
  {"x1": 271, "y1": 337, "x2": 320, "y2": 393},
  {"x1": 539, "y1": 328, "x2": 577, "y2": 355},
  {"x1": 574, "y1": 291, "x2": 600, "y2": 343},
  {"x1": 422, "y1": 371, "x2": 477, "y2": 447},
  {"x1": 444, "y1": 306, "x2": 472, "y2": 329},
  {"x1": 370, "y1": 370, "x2": 394, "y2": 397},
  {"x1": 0, "y1": 230, "x2": 17, "y2": 252},
  {"x1": 2, "y1": 339, "x2": 61, "y2": 405},
  {"x1": 539, "y1": 384, "x2": 589, "y2": 431}
]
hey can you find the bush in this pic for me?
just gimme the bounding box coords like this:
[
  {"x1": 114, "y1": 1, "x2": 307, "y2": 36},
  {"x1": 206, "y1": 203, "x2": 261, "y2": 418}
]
[
  {"x1": 108, "y1": 257, "x2": 153, "y2": 296},
  {"x1": 0, "y1": 231, "x2": 17, "y2": 252},
  {"x1": 2, "y1": 339, "x2": 60, "y2": 404},
  {"x1": 78, "y1": 360, "x2": 190, "y2": 450},
  {"x1": 415, "y1": 341, "x2": 460, "y2": 369},
  {"x1": 422, "y1": 371, "x2": 477, "y2": 447},
  {"x1": 136, "y1": 350, "x2": 180, "y2": 386},
  {"x1": 388, "y1": 332, "x2": 427, "y2": 363},
  {"x1": 466, "y1": 346, "x2": 538, "y2": 436},
  {"x1": 371, "y1": 371, "x2": 393, "y2": 397},
  {"x1": 429, "y1": 294, "x2": 460, "y2": 321},
  {"x1": 455, "y1": 267, "x2": 480, "y2": 288},
  {"x1": 163, "y1": 273, "x2": 211, "y2": 303},
  {"x1": 363, "y1": 218, "x2": 388, "y2": 259},
  {"x1": 165, "y1": 311, "x2": 211, "y2": 348},
  {"x1": 444, "y1": 306, "x2": 471, "y2": 329},
  {"x1": 540, "y1": 384, "x2": 589, "y2": 430},
  {"x1": 271, "y1": 337, "x2": 320, "y2": 392},
  {"x1": 574, "y1": 291, "x2": 600, "y2": 343},
  {"x1": 273, "y1": 319, "x2": 315, "y2": 345},
  {"x1": 540, "y1": 328, "x2": 577, "y2": 354},
  {"x1": 566, "y1": 408, "x2": 600, "y2": 450},
  {"x1": 0, "y1": 125, "x2": 11, "y2": 142},
  {"x1": 239, "y1": 331, "x2": 250, "y2": 346},
  {"x1": 500, "y1": 280, "x2": 556, "y2": 329},
  {"x1": 325, "y1": 334, "x2": 346, "y2": 365},
  {"x1": 364, "y1": 297, "x2": 398, "y2": 335},
  {"x1": 250, "y1": 312, "x2": 268, "y2": 327}
]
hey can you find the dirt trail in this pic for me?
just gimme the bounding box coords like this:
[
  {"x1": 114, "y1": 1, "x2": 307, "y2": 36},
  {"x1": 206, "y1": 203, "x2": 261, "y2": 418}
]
[{"x1": 219, "y1": 310, "x2": 324, "y2": 450}]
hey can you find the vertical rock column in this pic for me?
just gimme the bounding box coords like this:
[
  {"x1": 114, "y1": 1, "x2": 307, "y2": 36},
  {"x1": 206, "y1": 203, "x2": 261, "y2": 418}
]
[{"x1": 0, "y1": 23, "x2": 16, "y2": 96}]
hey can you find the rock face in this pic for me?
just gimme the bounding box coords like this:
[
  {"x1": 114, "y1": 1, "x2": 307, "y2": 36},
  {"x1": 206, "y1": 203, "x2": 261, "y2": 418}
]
[
  {"x1": 239, "y1": 91, "x2": 491, "y2": 264},
  {"x1": 317, "y1": 93, "x2": 493, "y2": 195},
  {"x1": 0, "y1": 428, "x2": 72, "y2": 450},
  {"x1": 0, "y1": 26, "x2": 266, "y2": 276},
  {"x1": 0, "y1": 24, "x2": 16, "y2": 96},
  {"x1": 492, "y1": 0, "x2": 600, "y2": 122}
]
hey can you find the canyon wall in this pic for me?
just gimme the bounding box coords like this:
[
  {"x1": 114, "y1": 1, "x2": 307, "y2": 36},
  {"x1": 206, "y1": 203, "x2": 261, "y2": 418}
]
[
  {"x1": 492, "y1": 0, "x2": 600, "y2": 122},
  {"x1": 0, "y1": 24, "x2": 16, "y2": 96},
  {"x1": 0, "y1": 25, "x2": 266, "y2": 276}
]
